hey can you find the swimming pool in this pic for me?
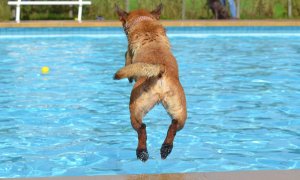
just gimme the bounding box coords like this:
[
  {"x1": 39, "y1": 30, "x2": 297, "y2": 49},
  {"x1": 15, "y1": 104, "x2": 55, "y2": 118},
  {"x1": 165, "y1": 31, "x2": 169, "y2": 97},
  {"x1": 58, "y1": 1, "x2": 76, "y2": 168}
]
[{"x1": 0, "y1": 27, "x2": 300, "y2": 178}]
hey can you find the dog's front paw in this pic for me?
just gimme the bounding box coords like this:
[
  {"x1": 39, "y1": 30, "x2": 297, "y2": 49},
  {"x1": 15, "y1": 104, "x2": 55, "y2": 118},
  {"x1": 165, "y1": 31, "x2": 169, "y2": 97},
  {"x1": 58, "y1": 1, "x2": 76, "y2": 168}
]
[
  {"x1": 113, "y1": 73, "x2": 121, "y2": 80},
  {"x1": 160, "y1": 143, "x2": 173, "y2": 159},
  {"x1": 136, "y1": 148, "x2": 149, "y2": 162}
]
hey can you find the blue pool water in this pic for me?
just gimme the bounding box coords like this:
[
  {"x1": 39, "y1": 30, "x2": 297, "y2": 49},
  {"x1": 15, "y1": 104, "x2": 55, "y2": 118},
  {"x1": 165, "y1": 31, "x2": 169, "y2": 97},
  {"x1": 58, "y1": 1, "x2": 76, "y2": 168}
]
[{"x1": 0, "y1": 27, "x2": 300, "y2": 178}]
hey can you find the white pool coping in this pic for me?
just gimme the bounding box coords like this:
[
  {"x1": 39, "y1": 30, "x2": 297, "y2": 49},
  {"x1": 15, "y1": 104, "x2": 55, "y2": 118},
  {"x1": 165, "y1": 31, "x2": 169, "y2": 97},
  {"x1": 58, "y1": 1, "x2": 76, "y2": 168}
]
[{"x1": 4, "y1": 169, "x2": 300, "y2": 180}]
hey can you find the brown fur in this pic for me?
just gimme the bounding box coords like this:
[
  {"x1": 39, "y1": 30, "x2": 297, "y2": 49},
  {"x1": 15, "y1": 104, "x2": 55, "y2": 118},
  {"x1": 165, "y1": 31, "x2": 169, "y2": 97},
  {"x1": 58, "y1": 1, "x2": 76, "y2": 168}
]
[
  {"x1": 114, "y1": 62, "x2": 165, "y2": 80},
  {"x1": 114, "y1": 4, "x2": 187, "y2": 162}
]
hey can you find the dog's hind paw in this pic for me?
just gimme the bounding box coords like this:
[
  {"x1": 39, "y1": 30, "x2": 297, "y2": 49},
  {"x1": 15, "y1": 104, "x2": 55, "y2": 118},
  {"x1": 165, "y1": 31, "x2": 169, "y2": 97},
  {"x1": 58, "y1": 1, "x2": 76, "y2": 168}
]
[
  {"x1": 160, "y1": 143, "x2": 173, "y2": 159},
  {"x1": 136, "y1": 148, "x2": 149, "y2": 162}
]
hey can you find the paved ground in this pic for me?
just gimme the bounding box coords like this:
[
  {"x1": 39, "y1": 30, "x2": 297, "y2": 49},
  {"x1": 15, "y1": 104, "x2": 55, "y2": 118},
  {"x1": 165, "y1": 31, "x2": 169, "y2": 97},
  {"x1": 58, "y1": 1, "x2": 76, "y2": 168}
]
[
  {"x1": 0, "y1": 20, "x2": 300, "y2": 28},
  {"x1": 5, "y1": 170, "x2": 300, "y2": 180}
]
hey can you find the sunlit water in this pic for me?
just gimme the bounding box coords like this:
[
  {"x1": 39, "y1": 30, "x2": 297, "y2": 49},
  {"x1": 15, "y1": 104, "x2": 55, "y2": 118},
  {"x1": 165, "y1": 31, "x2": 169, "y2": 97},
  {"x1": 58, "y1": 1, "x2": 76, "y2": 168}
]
[{"x1": 0, "y1": 27, "x2": 300, "y2": 178}]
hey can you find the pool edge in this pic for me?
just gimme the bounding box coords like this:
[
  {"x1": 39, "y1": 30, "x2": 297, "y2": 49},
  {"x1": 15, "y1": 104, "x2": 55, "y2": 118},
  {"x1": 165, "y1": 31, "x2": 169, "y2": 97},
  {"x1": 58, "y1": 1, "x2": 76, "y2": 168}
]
[
  {"x1": 0, "y1": 20, "x2": 300, "y2": 28},
  {"x1": 4, "y1": 170, "x2": 300, "y2": 180}
]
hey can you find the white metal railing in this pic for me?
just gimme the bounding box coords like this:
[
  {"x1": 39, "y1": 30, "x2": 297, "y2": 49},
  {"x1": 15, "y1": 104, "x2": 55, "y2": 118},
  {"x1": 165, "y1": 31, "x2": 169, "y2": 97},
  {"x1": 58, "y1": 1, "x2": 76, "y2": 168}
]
[{"x1": 8, "y1": 0, "x2": 92, "y2": 23}]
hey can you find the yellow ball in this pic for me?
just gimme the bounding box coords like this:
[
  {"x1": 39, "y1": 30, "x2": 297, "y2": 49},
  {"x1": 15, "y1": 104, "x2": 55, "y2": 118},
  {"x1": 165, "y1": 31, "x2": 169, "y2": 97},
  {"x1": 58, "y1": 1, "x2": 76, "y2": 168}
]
[{"x1": 41, "y1": 66, "x2": 50, "y2": 74}]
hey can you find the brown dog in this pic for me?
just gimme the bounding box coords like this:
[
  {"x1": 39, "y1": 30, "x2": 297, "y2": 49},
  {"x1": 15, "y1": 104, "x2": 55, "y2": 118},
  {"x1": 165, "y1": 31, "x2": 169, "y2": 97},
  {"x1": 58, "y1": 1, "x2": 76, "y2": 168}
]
[
  {"x1": 114, "y1": 4, "x2": 187, "y2": 162},
  {"x1": 208, "y1": 0, "x2": 230, "y2": 19}
]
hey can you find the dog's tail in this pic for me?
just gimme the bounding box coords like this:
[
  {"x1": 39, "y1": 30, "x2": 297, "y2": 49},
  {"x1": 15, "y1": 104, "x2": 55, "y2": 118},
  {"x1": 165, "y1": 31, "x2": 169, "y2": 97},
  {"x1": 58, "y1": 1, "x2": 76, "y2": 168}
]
[{"x1": 114, "y1": 62, "x2": 165, "y2": 80}]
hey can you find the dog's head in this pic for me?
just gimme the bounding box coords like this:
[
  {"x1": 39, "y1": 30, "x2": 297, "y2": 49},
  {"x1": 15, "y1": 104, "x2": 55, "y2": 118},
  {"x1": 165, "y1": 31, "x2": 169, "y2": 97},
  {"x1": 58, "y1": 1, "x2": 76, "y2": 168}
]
[{"x1": 115, "y1": 4, "x2": 163, "y2": 34}]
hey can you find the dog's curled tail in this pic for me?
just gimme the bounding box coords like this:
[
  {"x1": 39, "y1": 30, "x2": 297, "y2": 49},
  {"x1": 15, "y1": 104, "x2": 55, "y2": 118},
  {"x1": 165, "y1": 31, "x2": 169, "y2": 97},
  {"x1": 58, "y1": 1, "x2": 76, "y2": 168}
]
[{"x1": 114, "y1": 62, "x2": 165, "y2": 80}]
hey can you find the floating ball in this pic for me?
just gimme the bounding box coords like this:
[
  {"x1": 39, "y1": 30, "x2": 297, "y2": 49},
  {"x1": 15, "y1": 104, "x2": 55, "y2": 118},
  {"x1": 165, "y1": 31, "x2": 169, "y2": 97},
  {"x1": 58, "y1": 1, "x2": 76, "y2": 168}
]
[{"x1": 41, "y1": 66, "x2": 50, "y2": 74}]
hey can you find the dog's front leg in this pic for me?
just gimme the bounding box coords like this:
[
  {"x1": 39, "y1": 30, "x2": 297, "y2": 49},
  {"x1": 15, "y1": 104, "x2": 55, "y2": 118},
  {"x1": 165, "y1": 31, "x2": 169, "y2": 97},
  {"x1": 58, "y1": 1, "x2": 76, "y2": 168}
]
[{"x1": 125, "y1": 51, "x2": 133, "y2": 83}]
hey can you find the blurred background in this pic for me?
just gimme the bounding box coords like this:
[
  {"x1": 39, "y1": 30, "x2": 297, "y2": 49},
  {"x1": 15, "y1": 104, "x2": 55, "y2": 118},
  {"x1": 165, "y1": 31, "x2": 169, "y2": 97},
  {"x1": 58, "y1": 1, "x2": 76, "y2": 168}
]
[{"x1": 0, "y1": 0, "x2": 300, "y2": 21}]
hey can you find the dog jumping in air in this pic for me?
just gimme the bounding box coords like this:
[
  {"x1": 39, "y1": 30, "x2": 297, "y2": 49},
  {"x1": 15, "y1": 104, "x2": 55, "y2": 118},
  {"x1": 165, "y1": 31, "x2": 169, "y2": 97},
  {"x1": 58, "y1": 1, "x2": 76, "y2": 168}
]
[{"x1": 114, "y1": 4, "x2": 187, "y2": 162}]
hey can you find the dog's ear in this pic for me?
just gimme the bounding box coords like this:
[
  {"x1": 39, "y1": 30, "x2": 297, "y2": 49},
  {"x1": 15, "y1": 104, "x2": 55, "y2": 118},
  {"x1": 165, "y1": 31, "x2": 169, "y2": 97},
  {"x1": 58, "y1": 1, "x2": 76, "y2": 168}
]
[
  {"x1": 115, "y1": 4, "x2": 128, "y2": 22},
  {"x1": 151, "y1": 3, "x2": 163, "y2": 20}
]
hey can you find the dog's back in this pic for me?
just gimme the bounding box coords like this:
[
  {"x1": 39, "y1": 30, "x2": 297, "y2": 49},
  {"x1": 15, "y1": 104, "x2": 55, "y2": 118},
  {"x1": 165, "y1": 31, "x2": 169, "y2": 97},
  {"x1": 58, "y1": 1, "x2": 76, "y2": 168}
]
[
  {"x1": 114, "y1": 9, "x2": 179, "y2": 80},
  {"x1": 131, "y1": 14, "x2": 179, "y2": 76}
]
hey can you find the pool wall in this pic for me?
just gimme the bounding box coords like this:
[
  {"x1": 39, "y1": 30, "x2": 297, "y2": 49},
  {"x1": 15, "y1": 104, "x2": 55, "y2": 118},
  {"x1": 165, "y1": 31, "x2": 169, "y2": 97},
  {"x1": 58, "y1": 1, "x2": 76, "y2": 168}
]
[{"x1": 0, "y1": 20, "x2": 300, "y2": 28}]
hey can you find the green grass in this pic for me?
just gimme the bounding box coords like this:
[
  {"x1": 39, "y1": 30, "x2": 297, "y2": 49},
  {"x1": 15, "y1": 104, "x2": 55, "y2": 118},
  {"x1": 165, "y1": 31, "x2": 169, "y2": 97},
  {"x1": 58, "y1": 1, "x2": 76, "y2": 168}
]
[
  {"x1": 84, "y1": 0, "x2": 126, "y2": 20},
  {"x1": 185, "y1": 0, "x2": 212, "y2": 19},
  {"x1": 0, "y1": 0, "x2": 11, "y2": 21},
  {"x1": 0, "y1": 0, "x2": 300, "y2": 21}
]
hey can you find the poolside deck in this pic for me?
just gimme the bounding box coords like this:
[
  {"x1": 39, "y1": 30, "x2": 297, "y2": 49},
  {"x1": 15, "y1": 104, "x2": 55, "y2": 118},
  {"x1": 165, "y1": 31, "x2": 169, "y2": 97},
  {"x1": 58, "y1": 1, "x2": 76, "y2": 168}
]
[
  {"x1": 6, "y1": 170, "x2": 300, "y2": 180},
  {"x1": 0, "y1": 20, "x2": 300, "y2": 28}
]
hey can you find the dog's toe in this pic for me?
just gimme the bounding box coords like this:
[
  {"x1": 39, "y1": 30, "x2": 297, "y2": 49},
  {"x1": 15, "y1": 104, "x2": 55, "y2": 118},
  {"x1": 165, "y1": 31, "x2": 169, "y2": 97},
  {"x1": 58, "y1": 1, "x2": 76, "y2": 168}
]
[
  {"x1": 136, "y1": 148, "x2": 149, "y2": 162},
  {"x1": 160, "y1": 143, "x2": 173, "y2": 159}
]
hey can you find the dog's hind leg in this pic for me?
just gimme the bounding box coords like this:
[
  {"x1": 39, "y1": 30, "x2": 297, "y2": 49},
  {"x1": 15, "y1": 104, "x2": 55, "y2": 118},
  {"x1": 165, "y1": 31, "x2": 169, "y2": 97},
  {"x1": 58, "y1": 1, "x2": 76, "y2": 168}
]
[
  {"x1": 161, "y1": 80, "x2": 187, "y2": 159},
  {"x1": 130, "y1": 79, "x2": 160, "y2": 162},
  {"x1": 160, "y1": 119, "x2": 179, "y2": 159},
  {"x1": 135, "y1": 122, "x2": 148, "y2": 162}
]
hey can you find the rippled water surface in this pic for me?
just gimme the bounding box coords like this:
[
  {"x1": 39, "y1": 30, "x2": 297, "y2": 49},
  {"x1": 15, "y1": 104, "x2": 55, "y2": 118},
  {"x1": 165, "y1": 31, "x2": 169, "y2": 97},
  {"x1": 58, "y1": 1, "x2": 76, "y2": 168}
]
[{"x1": 0, "y1": 28, "x2": 300, "y2": 177}]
